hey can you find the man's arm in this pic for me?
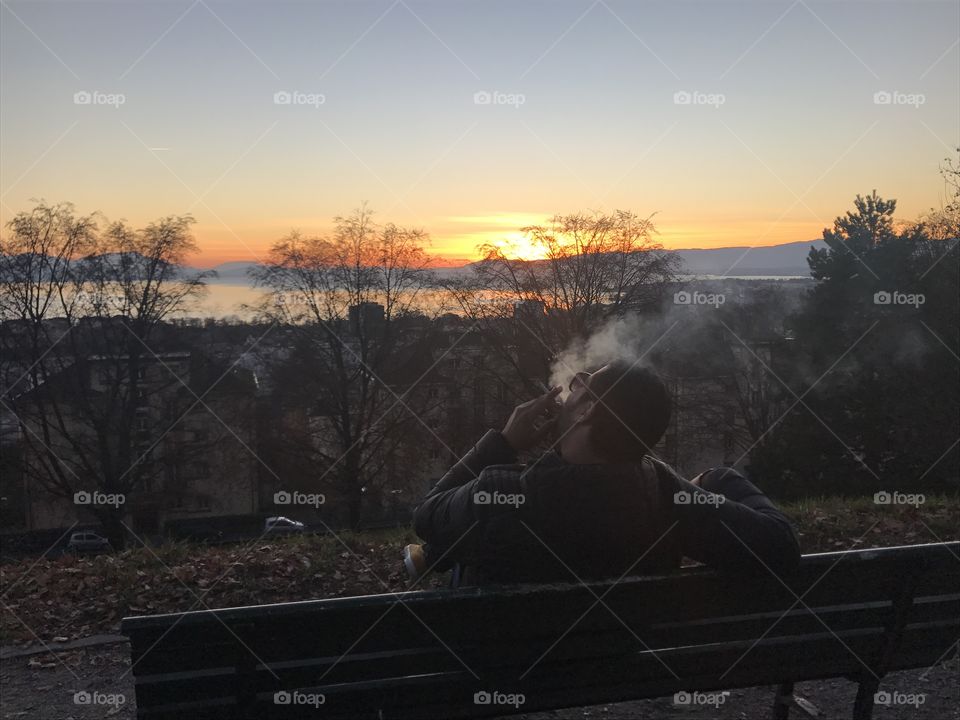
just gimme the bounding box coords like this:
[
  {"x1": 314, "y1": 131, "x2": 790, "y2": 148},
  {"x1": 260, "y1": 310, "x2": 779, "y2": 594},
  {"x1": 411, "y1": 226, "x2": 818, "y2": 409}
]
[
  {"x1": 413, "y1": 387, "x2": 561, "y2": 568},
  {"x1": 413, "y1": 430, "x2": 518, "y2": 565},
  {"x1": 656, "y1": 463, "x2": 801, "y2": 574}
]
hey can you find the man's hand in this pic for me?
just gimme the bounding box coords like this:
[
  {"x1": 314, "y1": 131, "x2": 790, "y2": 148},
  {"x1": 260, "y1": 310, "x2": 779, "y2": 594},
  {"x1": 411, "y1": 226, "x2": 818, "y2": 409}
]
[{"x1": 501, "y1": 386, "x2": 562, "y2": 452}]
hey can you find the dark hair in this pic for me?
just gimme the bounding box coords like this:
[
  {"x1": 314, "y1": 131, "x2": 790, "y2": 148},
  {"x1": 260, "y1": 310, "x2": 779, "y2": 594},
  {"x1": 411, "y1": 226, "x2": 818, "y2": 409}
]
[{"x1": 587, "y1": 362, "x2": 671, "y2": 461}]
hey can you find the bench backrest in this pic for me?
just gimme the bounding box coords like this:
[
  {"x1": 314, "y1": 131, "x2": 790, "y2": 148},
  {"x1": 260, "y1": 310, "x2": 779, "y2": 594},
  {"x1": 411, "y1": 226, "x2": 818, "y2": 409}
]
[{"x1": 122, "y1": 542, "x2": 959, "y2": 719}]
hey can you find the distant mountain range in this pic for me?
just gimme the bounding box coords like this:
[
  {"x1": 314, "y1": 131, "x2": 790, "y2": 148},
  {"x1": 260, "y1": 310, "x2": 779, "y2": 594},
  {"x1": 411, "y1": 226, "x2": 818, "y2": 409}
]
[
  {"x1": 199, "y1": 239, "x2": 827, "y2": 283},
  {"x1": 672, "y1": 239, "x2": 826, "y2": 277}
]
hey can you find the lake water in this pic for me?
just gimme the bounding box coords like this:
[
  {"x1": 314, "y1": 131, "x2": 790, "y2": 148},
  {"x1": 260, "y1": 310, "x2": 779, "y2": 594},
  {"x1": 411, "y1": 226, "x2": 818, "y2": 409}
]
[
  {"x1": 1, "y1": 276, "x2": 811, "y2": 322},
  {"x1": 181, "y1": 276, "x2": 809, "y2": 320},
  {"x1": 177, "y1": 276, "x2": 808, "y2": 319}
]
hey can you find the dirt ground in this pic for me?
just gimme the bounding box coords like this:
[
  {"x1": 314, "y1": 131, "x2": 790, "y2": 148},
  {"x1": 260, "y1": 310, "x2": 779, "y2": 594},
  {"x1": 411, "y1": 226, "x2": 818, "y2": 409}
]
[{"x1": 0, "y1": 642, "x2": 956, "y2": 720}]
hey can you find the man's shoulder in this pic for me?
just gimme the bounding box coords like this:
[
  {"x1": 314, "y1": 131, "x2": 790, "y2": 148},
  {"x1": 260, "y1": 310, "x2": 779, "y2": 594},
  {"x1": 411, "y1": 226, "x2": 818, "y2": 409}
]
[{"x1": 476, "y1": 463, "x2": 525, "y2": 489}]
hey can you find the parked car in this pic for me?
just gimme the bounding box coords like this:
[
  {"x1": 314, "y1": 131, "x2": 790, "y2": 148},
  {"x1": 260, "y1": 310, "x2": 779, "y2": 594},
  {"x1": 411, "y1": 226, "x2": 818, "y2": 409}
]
[
  {"x1": 67, "y1": 531, "x2": 111, "y2": 553},
  {"x1": 263, "y1": 516, "x2": 305, "y2": 536}
]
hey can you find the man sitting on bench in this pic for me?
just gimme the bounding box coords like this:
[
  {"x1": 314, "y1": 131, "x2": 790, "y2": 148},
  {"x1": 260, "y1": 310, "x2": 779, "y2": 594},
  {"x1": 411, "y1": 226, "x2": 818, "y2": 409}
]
[{"x1": 409, "y1": 361, "x2": 800, "y2": 586}]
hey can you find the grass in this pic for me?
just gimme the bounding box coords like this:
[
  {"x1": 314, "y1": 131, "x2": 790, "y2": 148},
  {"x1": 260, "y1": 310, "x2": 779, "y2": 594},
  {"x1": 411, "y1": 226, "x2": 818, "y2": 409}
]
[{"x1": 782, "y1": 493, "x2": 958, "y2": 553}]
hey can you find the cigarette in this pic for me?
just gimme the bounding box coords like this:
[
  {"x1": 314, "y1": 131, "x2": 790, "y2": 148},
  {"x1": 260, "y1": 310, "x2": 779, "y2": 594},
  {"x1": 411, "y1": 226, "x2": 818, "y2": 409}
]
[{"x1": 535, "y1": 380, "x2": 551, "y2": 394}]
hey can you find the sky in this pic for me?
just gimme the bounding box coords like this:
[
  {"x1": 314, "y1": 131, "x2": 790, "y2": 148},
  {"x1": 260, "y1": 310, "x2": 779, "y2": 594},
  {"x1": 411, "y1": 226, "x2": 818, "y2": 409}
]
[{"x1": 1, "y1": 0, "x2": 957, "y2": 267}]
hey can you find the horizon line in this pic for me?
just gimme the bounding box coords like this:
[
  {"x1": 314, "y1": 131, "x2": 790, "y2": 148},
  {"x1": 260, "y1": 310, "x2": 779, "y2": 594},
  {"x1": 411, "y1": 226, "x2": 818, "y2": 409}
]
[{"x1": 187, "y1": 237, "x2": 823, "y2": 270}]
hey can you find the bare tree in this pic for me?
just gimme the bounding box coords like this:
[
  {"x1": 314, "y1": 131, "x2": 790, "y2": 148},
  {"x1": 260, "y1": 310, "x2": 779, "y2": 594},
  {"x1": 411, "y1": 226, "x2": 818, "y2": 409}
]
[
  {"x1": 0, "y1": 201, "x2": 213, "y2": 546},
  {"x1": 445, "y1": 210, "x2": 680, "y2": 391},
  {"x1": 916, "y1": 148, "x2": 960, "y2": 241},
  {"x1": 252, "y1": 206, "x2": 439, "y2": 527}
]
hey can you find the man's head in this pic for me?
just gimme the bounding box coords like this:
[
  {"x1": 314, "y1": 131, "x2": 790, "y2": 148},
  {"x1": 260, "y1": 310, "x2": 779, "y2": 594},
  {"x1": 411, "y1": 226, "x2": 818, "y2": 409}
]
[{"x1": 555, "y1": 362, "x2": 671, "y2": 464}]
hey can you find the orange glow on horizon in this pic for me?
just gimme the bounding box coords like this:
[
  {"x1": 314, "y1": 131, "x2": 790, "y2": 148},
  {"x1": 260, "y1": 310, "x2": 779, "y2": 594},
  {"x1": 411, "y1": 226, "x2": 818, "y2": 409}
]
[{"x1": 185, "y1": 216, "x2": 827, "y2": 268}]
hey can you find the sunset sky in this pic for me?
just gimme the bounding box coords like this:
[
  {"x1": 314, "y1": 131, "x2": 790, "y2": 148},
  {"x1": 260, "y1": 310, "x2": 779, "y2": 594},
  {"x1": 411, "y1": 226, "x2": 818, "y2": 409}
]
[{"x1": 1, "y1": 0, "x2": 957, "y2": 267}]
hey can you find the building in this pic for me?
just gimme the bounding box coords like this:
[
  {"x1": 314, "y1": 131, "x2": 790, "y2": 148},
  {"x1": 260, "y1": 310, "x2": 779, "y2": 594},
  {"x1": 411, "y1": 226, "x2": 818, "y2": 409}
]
[{"x1": 10, "y1": 350, "x2": 259, "y2": 537}]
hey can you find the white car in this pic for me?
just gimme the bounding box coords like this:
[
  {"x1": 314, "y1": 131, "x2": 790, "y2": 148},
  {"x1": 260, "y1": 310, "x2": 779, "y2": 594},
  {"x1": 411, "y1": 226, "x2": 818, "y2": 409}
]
[
  {"x1": 67, "y1": 531, "x2": 111, "y2": 553},
  {"x1": 264, "y1": 516, "x2": 305, "y2": 536}
]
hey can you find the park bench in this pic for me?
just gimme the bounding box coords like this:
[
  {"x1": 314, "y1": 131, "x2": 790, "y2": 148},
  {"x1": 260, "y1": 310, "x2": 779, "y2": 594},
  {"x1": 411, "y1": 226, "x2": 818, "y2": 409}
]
[{"x1": 122, "y1": 540, "x2": 959, "y2": 719}]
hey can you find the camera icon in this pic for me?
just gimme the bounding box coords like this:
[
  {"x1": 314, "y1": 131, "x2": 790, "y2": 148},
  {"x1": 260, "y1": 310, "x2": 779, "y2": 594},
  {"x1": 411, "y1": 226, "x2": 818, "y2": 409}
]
[
  {"x1": 274, "y1": 490, "x2": 292, "y2": 505},
  {"x1": 473, "y1": 91, "x2": 492, "y2": 105},
  {"x1": 74, "y1": 490, "x2": 91, "y2": 505},
  {"x1": 673, "y1": 91, "x2": 691, "y2": 105},
  {"x1": 474, "y1": 691, "x2": 492, "y2": 705},
  {"x1": 873, "y1": 491, "x2": 891, "y2": 505},
  {"x1": 273, "y1": 91, "x2": 292, "y2": 105},
  {"x1": 473, "y1": 491, "x2": 491, "y2": 505},
  {"x1": 274, "y1": 691, "x2": 291, "y2": 705},
  {"x1": 73, "y1": 91, "x2": 92, "y2": 105},
  {"x1": 73, "y1": 691, "x2": 92, "y2": 705},
  {"x1": 873, "y1": 291, "x2": 891, "y2": 305},
  {"x1": 873, "y1": 91, "x2": 892, "y2": 105},
  {"x1": 673, "y1": 491, "x2": 691, "y2": 505},
  {"x1": 673, "y1": 291, "x2": 691, "y2": 305},
  {"x1": 874, "y1": 691, "x2": 891, "y2": 706},
  {"x1": 673, "y1": 691, "x2": 691, "y2": 705}
]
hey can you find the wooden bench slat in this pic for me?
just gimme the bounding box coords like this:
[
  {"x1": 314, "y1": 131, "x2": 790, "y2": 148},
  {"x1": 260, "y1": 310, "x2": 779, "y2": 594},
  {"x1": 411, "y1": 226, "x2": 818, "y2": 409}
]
[
  {"x1": 123, "y1": 541, "x2": 960, "y2": 720},
  {"x1": 126, "y1": 582, "x2": 959, "y2": 677},
  {"x1": 129, "y1": 616, "x2": 959, "y2": 717}
]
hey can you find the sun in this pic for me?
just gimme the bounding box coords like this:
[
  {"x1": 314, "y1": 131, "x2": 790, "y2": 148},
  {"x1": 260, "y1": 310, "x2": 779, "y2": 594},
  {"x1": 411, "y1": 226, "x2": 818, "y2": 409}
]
[{"x1": 493, "y1": 232, "x2": 549, "y2": 261}]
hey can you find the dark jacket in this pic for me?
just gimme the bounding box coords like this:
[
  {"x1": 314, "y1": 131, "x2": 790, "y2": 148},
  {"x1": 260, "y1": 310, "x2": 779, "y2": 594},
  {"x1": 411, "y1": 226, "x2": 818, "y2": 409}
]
[{"x1": 413, "y1": 430, "x2": 801, "y2": 585}]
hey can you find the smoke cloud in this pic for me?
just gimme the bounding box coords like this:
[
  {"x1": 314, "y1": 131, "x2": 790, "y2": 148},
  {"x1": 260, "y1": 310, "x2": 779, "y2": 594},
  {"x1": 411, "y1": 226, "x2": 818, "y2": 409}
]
[
  {"x1": 545, "y1": 296, "x2": 726, "y2": 397},
  {"x1": 548, "y1": 315, "x2": 654, "y2": 397}
]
